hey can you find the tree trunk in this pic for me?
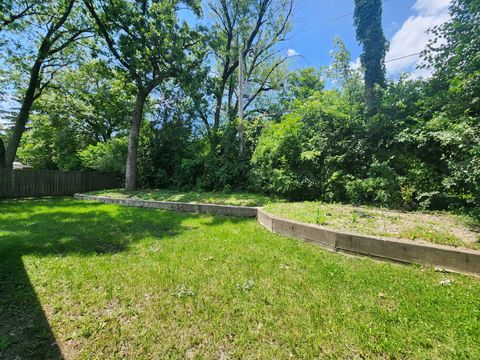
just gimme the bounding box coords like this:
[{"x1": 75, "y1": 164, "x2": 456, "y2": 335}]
[
  {"x1": 213, "y1": 95, "x2": 222, "y2": 129},
  {"x1": 125, "y1": 89, "x2": 148, "y2": 191},
  {"x1": 237, "y1": 48, "x2": 244, "y2": 157},
  {"x1": 5, "y1": 60, "x2": 42, "y2": 168},
  {"x1": 0, "y1": 138, "x2": 6, "y2": 169}
]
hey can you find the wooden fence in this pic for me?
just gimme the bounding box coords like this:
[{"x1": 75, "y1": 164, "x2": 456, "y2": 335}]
[{"x1": 0, "y1": 169, "x2": 119, "y2": 199}]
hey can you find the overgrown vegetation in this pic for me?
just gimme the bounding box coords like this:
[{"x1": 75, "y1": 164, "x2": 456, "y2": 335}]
[
  {"x1": 1, "y1": 0, "x2": 478, "y2": 213},
  {"x1": 1, "y1": 198, "x2": 479, "y2": 358}
]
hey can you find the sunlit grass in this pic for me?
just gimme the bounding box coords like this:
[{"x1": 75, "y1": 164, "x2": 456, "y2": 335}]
[
  {"x1": 90, "y1": 188, "x2": 282, "y2": 207},
  {"x1": 0, "y1": 198, "x2": 479, "y2": 359}
]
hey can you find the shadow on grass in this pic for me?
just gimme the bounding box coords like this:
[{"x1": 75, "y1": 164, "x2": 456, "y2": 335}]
[{"x1": 0, "y1": 197, "x2": 240, "y2": 359}]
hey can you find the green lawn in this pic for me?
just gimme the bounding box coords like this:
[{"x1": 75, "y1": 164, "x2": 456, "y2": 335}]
[
  {"x1": 264, "y1": 202, "x2": 480, "y2": 250},
  {"x1": 1, "y1": 198, "x2": 479, "y2": 359},
  {"x1": 89, "y1": 188, "x2": 282, "y2": 207}
]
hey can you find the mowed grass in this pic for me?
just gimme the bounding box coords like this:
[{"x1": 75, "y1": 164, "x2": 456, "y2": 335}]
[
  {"x1": 90, "y1": 188, "x2": 282, "y2": 207},
  {"x1": 264, "y1": 202, "x2": 480, "y2": 250},
  {"x1": 0, "y1": 199, "x2": 479, "y2": 359}
]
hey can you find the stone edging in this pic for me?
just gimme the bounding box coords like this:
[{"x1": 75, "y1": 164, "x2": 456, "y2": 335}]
[
  {"x1": 74, "y1": 193, "x2": 480, "y2": 276},
  {"x1": 258, "y1": 208, "x2": 480, "y2": 276},
  {"x1": 73, "y1": 193, "x2": 258, "y2": 217}
]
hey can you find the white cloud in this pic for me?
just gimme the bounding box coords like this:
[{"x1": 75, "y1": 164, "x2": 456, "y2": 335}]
[
  {"x1": 413, "y1": 0, "x2": 451, "y2": 15},
  {"x1": 350, "y1": 57, "x2": 361, "y2": 71},
  {"x1": 386, "y1": 0, "x2": 451, "y2": 78},
  {"x1": 287, "y1": 48, "x2": 299, "y2": 57}
]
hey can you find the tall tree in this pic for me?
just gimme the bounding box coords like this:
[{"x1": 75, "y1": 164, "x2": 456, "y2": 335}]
[
  {"x1": 419, "y1": 0, "x2": 480, "y2": 205},
  {"x1": 2, "y1": 0, "x2": 91, "y2": 168},
  {"x1": 15, "y1": 60, "x2": 135, "y2": 170},
  {"x1": 0, "y1": 138, "x2": 5, "y2": 168},
  {"x1": 421, "y1": 0, "x2": 480, "y2": 117},
  {"x1": 84, "y1": 0, "x2": 205, "y2": 191},
  {"x1": 201, "y1": 0, "x2": 293, "y2": 136},
  {"x1": 353, "y1": 0, "x2": 388, "y2": 114}
]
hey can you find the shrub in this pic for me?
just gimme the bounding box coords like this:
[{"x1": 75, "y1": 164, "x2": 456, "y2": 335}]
[
  {"x1": 252, "y1": 91, "x2": 365, "y2": 200},
  {"x1": 79, "y1": 137, "x2": 128, "y2": 173}
]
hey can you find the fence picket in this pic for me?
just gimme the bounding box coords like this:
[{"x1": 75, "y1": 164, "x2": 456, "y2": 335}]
[{"x1": 0, "y1": 170, "x2": 119, "y2": 199}]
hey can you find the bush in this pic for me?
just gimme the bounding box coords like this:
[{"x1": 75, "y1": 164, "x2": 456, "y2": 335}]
[
  {"x1": 252, "y1": 91, "x2": 365, "y2": 201},
  {"x1": 79, "y1": 137, "x2": 128, "y2": 173},
  {"x1": 345, "y1": 161, "x2": 401, "y2": 206}
]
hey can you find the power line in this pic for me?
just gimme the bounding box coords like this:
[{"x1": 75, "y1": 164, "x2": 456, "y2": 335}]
[
  {"x1": 304, "y1": 12, "x2": 353, "y2": 31},
  {"x1": 385, "y1": 52, "x2": 421, "y2": 63},
  {"x1": 290, "y1": 1, "x2": 422, "y2": 69},
  {"x1": 301, "y1": 0, "x2": 390, "y2": 32}
]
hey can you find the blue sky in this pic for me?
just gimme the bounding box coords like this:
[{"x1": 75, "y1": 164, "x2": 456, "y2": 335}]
[
  {"x1": 283, "y1": 0, "x2": 452, "y2": 78},
  {"x1": 1, "y1": 0, "x2": 452, "y2": 122}
]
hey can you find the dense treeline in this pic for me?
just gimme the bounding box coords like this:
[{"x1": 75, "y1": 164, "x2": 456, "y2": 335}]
[{"x1": 0, "y1": 0, "x2": 478, "y2": 212}]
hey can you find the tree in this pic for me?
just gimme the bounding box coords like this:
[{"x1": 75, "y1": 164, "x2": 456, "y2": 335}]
[
  {"x1": 16, "y1": 60, "x2": 135, "y2": 170},
  {"x1": 202, "y1": 0, "x2": 294, "y2": 135},
  {"x1": 84, "y1": 0, "x2": 205, "y2": 190},
  {"x1": 1, "y1": 0, "x2": 91, "y2": 168},
  {"x1": 353, "y1": 0, "x2": 388, "y2": 114},
  {"x1": 0, "y1": 138, "x2": 5, "y2": 168},
  {"x1": 421, "y1": 0, "x2": 480, "y2": 118},
  {"x1": 326, "y1": 36, "x2": 365, "y2": 117},
  {"x1": 0, "y1": 0, "x2": 41, "y2": 30},
  {"x1": 415, "y1": 0, "x2": 480, "y2": 208}
]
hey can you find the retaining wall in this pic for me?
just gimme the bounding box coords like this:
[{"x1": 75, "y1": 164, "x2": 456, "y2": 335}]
[
  {"x1": 258, "y1": 209, "x2": 480, "y2": 276},
  {"x1": 74, "y1": 194, "x2": 258, "y2": 217},
  {"x1": 74, "y1": 194, "x2": 480, "y2": 276}
]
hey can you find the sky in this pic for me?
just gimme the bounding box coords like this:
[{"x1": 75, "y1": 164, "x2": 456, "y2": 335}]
[
  {"x1": 1, "y1": 0, "x2": 453, "y2": 125},
  {"x1": 283, "y1": 0, "x2": 452, "y2": 78}
]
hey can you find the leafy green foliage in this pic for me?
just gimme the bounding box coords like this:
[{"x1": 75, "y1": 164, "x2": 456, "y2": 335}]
[
  {"x1": 79, "y1": 137, "x2": 128, "y2": 173},
  {"x1": 252, "y1": 90, "x2": 364, "y2": 201},
  {"x1": 353, "y1": 0, "x2": 388, "y2": 113},
  {"x1": 17, "y1": 110, "x2": 83, "y2": 170},
  {"x1": 3, "y1": 0, "x2": 479, "y2": 215},
  {"x1": 16, "y1": 60, "x2": 134, "y2": 170}
]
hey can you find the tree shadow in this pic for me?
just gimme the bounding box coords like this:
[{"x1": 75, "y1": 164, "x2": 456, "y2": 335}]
[{"x1": 0, "y1": 197, "x2": 237, "y2": 359}]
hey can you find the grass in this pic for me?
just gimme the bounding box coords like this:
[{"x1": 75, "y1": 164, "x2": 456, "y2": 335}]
[
  {"x1": 0, "y1": 198, "x2": 479, "y2": 359},
  {"x1": 264, "y1": 202, "x2": 480, "y2": 250},
  {"x1": 89, "y1": 188, "x2": 282, "y2": 207}
]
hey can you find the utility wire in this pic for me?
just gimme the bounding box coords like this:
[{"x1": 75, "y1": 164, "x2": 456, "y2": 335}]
[
  {"x1": 385, "y1": 52, "x2": 421, "y2": 63},
  {"x1": 295, "y1": 1, "x2": 421, "y2": 66},
  {"x1": 304, "y1": 12, "x2": 353, "y2": 30},
  {"x1": 301, "y1": 0, "x2": 390, "y2": 32}
]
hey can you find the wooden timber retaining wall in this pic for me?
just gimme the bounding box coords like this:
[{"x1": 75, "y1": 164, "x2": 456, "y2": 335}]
[
  {"x1": 74, "y1": 194, "x2": 480, "y2": 276},
  {"x1": 0, "y1": 170, "x2": 119, "y2": 199},
  {"x1": 73, "y1": 194, "x2": 258, "y2": 217},
  {"x1": 258, "y1": 209, "x2": 480, "y2": 276}
]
